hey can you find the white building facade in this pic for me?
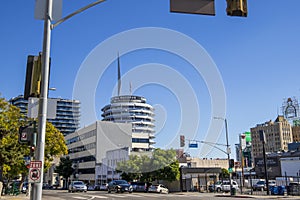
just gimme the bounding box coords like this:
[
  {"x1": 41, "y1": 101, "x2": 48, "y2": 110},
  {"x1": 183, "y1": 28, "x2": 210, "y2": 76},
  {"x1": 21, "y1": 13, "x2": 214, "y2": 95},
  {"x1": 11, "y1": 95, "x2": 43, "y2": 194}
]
[
  {"x1": 101, "y1": 95, "x2": 155, "y2": 152},
  {"x1": 65, "y1": 121, "x2": 132, "y2": 184}
]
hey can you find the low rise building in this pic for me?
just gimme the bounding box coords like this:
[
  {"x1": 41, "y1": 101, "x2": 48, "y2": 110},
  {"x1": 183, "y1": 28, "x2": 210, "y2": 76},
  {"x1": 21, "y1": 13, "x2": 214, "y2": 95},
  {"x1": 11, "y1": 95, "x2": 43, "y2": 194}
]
[{"x1": 65, "y1": 121, "x2": 132, "y2": 183}]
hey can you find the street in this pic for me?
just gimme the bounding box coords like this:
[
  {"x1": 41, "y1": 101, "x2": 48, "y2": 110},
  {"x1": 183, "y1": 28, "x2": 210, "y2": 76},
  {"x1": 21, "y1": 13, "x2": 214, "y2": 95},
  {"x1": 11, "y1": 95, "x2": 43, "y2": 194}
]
[{"x1": 2, "y1": 189, "x2": 300, "y2": 200}]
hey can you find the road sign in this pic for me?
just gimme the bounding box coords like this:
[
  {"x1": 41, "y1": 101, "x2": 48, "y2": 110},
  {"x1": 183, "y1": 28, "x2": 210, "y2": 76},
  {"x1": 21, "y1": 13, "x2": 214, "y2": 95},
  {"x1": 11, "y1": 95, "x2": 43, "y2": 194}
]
[
  {"x1": 189, "y1": 143, "x2": 198, "y2": 148},
  {"x1": 28, "y1": 161, "x2": 42, "y2": 183},
  {"x1": 27, "y1": 97, "x2": 57, "y2": 119}
]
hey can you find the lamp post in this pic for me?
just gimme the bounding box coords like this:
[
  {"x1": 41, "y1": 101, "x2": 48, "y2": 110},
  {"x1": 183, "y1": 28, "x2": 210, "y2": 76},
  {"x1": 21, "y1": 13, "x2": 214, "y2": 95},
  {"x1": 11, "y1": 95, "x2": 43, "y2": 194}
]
[
  {"x1": 214, "y1": 117, "x2": 232, "y2": 195},
  {"x1": 32, "y1": 1, "x2": 105, "y2": 200}
]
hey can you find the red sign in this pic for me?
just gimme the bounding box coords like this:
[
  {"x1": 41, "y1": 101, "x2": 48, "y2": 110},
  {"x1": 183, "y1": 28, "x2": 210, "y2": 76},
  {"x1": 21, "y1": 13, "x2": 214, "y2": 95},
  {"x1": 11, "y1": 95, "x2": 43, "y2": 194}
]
[{"x1": 28, "y1": 161, "x2": 42, "y2": 183}]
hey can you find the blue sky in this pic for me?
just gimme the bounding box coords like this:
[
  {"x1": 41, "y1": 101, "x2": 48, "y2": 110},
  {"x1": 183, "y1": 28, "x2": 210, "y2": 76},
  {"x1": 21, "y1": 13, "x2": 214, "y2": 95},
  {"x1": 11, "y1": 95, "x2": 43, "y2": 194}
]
[{"x1": 1, "y1": 0, "x2": 300, "y2": 158}]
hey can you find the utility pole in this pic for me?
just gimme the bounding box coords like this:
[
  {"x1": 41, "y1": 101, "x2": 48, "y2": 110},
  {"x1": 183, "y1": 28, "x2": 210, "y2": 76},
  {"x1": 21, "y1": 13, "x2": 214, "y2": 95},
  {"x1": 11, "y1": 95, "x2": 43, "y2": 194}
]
[
  {"x1": 31, "y1": 1, "x2": 105, "y2": 200},
  {"x1": 224, "y1": 118, "x2": 233, "y2": 195}
]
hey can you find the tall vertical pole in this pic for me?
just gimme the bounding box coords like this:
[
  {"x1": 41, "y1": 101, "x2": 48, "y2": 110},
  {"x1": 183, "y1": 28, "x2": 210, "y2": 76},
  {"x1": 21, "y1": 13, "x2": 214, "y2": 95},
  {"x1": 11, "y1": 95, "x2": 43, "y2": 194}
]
[
  {"x1": 262, "y1": 140, "x2": 269, "y2": 195},
  {"x1": 224, "y1": 119, "x2": 232, "y2": 195},
  {"x1": 32, "y1": 0, "x2": 52, "y2": 199}
]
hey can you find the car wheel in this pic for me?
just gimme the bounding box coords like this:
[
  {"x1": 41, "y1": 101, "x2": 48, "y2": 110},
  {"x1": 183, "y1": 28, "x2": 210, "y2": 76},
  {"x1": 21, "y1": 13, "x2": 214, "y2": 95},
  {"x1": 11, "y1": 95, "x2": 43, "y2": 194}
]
[
  {"x1": 68, "y1": 190, "x2": 71, "y2": 193},
  {"x1": 217, "y1": 188, "x2": 221, "y2": 192},
  {"x1": 108, "y1": 189, "x2": 111, "y2": 193}
]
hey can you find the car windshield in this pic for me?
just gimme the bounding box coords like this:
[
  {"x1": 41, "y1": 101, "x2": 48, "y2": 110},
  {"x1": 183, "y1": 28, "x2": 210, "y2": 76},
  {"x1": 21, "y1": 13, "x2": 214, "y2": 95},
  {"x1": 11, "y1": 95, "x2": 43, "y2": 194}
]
[
  {"x1": 257, "y1": 181, "x2": 265, "y2": 184},
  {"x1": 115, "y1": 180, "x2": 128, "y2": 184},
  {"x1": 74, "y1": 181, "x2": 84, "y2": 185}
]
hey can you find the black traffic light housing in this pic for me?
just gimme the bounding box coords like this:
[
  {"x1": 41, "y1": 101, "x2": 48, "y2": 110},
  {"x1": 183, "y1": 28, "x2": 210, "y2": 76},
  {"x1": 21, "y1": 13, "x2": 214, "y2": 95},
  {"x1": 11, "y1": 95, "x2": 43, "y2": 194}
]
[
  {"x1": 180, "y1": 135, "x2": 185, "y2": 147},
  {"x1": 226, "y1": 0, "x2": 247, "y2": 17},
  {"x1": 18, "y1": 123, "x2": 37, "y2": 147},
  {"x1": 229, "y1": 159, "x2": 235, "y2": 168}
]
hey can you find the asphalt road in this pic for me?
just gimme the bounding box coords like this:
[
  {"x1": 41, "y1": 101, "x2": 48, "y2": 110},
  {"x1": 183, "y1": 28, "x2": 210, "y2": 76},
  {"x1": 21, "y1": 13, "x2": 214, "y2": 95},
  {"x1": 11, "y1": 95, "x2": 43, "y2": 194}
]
[{"x1": 2, "y1": 189, "x2": 300, "y2": 200}]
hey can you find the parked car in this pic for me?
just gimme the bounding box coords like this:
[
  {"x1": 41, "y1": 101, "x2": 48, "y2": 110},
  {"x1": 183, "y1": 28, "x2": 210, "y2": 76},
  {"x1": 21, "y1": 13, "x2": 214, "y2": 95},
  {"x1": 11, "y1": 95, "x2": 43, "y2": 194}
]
[
  {"x1": 68, "y1": 181, "x2": 87, "y2": 193},
  {"x1": 94, "y1": 184, "x2": 108, "y2": 191},
  {"x1": 213, "y1": 180, "x2": 239, "y2": 192},
  {"x1": 221, "y1": 180, "x2": 239, "y2": 192},
  {"x1": 107, "y1": 180, "x2": 133, "y2": 193},
  {"x1": 131, "y1": 182, "x2": 147, "y2": 192},
  {"x1": 148, "y1": 184, "x2": 169, "y2": 194},
  {"x1": 253, "y1": 180, "x2": 276, "y2": 191},
  {"x1": 253, "y1": 180, "x2": 266, "y2": 191}
]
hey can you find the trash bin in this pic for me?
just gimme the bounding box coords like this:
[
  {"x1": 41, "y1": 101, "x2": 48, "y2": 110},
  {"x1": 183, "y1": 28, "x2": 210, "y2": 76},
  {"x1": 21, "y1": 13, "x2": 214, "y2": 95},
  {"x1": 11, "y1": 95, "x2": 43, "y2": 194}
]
[
  {"x1": 277, "y1": 186, "x2": 285, "y2": 195},
  {"x1": 270, "y1": 186, "x2": 278, "y2": 195},
  {"x1": 230, "y1": 188, "x2": 236, "y2": 196}
]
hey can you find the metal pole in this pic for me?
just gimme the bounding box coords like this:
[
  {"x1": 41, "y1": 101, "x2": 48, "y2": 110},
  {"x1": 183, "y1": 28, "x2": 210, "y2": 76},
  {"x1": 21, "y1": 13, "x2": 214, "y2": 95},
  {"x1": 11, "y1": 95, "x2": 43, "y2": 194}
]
[
  {"x1": 262, "y1": 141, "x2": 269, "y2": 195},
  {"x1": 32, "y1": 0, "x2": 52, "y2": 199},
  {"x1": 224, "y1": 119, "x2": 233, "y2": 195}
]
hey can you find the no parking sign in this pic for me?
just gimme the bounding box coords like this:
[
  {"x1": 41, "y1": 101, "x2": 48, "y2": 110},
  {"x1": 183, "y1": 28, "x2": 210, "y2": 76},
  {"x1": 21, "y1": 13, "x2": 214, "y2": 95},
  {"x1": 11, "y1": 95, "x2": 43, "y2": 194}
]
[{"x1": 28, "y1": 161, "x2": 42, "y2": 183}]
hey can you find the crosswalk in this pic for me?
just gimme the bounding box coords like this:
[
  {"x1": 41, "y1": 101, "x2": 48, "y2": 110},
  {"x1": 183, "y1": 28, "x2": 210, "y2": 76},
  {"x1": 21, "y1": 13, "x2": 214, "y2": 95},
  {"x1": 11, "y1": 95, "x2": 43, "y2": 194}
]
[{"x1": 70, "y1": 192, "x2": 180, "y2": 199}]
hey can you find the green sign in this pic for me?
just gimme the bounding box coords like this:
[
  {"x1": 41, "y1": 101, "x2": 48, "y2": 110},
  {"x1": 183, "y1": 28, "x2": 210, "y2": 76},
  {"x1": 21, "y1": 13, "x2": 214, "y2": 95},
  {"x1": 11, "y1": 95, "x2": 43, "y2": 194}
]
[{"x1": 245, "y1": 132, "x2": 251, "y2": 142}]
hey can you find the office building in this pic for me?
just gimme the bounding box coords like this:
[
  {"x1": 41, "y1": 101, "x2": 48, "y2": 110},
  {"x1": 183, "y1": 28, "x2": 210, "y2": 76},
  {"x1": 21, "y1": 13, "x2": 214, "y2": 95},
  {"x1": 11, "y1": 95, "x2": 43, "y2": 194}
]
[
  {"x1": 9, "y1": 95, "x2": 80, "y2": 136},
  {"x1": 250, "y1": 115, "x2": 293, "y2": 159},
  {"x1": 101, "y1": 95, "x2": 155, "y2": 152},
  {"x1": 65, "y1": 121, "x2": 132, "y2": 183}
]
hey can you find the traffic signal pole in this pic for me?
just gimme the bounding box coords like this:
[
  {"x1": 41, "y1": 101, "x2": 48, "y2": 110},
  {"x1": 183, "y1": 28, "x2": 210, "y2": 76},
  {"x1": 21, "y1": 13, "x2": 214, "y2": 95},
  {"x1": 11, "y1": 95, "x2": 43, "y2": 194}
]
[{"x1": 32, "y1": 0, "x2": 52, "y2": 199}]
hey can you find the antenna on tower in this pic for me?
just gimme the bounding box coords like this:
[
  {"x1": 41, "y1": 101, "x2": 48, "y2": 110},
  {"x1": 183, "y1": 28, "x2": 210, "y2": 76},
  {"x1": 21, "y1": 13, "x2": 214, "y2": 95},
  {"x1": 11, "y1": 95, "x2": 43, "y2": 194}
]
[
  {"x1": 117, "y1": 52, "x2": 121, "y2": 96},
  {"x1": 129, "y1": 82, "x2": 132, "y2": 95}
]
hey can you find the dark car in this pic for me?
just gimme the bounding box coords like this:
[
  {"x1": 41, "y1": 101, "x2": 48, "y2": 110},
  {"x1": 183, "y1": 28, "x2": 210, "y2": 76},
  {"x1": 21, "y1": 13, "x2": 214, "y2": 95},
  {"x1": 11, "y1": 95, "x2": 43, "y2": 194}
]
[
  {"x1": 131, "y1": 182, "x2": 147, "y2": 192},
  {"x1": 94, "y1": 184, "x2": 108, "y2": 191},
  {"x1": 107, "y1": 180, "x2": 133, "y2": 193}
]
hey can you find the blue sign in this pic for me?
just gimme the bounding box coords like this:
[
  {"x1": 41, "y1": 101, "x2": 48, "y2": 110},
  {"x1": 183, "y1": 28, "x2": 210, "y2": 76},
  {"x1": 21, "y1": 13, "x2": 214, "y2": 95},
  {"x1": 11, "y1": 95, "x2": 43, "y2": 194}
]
[{"x1": 189, "y1": 143, "x2": 198, "y2": 148}]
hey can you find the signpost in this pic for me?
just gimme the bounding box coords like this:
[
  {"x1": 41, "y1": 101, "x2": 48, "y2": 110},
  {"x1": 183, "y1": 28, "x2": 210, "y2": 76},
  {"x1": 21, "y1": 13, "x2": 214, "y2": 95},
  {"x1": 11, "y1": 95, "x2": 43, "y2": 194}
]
[{"x1": 28, "y1": 161, "x2": 42, "y2": 183}]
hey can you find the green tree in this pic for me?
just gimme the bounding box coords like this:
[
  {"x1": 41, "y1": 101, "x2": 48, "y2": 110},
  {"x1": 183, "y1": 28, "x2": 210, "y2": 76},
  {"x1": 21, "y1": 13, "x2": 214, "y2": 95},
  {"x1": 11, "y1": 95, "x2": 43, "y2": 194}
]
[
  {"x1": 219, "y1": 168, "x2": 229, "y2": 180},
  {"x1": 0, "y1": 96, "x2": 28, "y2": 181},
  {"x1": 117, "y1": 149, "x2": 180, "y2": 183},
  {"x1": 0, "y1": 96, "x2": 68, "y2": 181},
  {"x1": 44, "y1": 122, "x2": 68, "y2": 171},
  {"x1": 54, "y1": 156, "x2": 74, "y2": 187}
]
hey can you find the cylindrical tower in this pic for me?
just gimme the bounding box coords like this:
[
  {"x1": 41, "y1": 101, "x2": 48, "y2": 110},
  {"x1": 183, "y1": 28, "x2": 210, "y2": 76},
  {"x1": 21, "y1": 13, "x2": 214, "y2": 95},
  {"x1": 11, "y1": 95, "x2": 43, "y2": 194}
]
[{"x1": 101, "y1": 95, "x2": 155, "y2": 152}]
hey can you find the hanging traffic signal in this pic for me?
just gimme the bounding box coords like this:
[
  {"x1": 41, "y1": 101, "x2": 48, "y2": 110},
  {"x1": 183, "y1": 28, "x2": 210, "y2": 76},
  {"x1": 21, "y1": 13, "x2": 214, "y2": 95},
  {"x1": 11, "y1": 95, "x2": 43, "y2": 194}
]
[
  {"x1": 24, "y1": 54, "x2": 42, "y2": 100},
  {"x1": 226, "y1": 0, "x2": 247, "y2": 17},
  {"x1": 180, "y1": 135, "x2": 185, "y2": 147},
  {"x1": 229, "y1": 159, "x2": 235, "y2": 168}
]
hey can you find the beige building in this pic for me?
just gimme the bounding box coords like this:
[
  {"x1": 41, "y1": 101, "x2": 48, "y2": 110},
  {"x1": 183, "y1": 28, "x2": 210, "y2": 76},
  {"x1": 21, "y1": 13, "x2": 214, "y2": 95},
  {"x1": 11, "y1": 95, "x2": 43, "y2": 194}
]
[
  {"x1": 250, "y1": 115, "x2": 293, "y2": 159},
  {"x1": 292, "y1": 126, "x2": 300, "y2": 142}
]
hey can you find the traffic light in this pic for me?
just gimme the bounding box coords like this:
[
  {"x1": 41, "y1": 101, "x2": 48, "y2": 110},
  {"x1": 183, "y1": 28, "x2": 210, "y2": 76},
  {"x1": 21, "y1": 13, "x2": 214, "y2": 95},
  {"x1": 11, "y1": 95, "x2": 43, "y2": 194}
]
[
  {"x1": 18, "y1": 125, "x2": 36, "y2": 147},
  {"x1": 226, "y1": 0, "x2": 247, "y2": 17},
  {"x1": 19, "y1": 126, "x2": 30, "y2": 144},
  {"x1": 24, "y1": 54, "x2": 42, "y2": 100},
  {"x1": 180, "y1": 135, "x2": 185, "y2": 147},
  {"x1": 229, "y1": 159, "x2": 235, "y2": 168}
]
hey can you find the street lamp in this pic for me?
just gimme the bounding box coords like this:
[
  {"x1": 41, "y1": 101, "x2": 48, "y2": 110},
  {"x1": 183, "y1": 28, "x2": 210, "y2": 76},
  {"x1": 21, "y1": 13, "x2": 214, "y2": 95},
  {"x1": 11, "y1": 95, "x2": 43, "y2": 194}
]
[
  {"x1": 33, "y1": 1, "x2": 105, "y2": 200},
  {"x1": 214, "y1": 117, "x2": 233, "y2": 195}
]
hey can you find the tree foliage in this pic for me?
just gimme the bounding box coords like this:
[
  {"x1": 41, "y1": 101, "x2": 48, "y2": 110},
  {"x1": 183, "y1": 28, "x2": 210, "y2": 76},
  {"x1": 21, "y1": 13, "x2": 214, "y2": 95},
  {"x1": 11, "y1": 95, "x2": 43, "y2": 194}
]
[
  {"x1": 54, "y1": 156, "x2": 74, "y2": 184},
  {"x1": 0, "y1": 96, "x2": 28, "y2": 181},
  {"x1": 117, "y1": 148, "x2": 180, "y2": 183},
  {"x1": 44, "y1": 122, "x2": 68, "y2": 170},
  {"x1": 0, "y1": 96, "x2": 68, "y2": 181}
]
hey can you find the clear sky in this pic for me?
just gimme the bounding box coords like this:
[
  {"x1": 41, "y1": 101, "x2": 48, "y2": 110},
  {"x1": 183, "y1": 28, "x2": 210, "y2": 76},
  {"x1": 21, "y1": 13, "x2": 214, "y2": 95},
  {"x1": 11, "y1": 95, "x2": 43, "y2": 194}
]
[{"x1": 1, "y1": 0, "x2": 300, "y2": 159}]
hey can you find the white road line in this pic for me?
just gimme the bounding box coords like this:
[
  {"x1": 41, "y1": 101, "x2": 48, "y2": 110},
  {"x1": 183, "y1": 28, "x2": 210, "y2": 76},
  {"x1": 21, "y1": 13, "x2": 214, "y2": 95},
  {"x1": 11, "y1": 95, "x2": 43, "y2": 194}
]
[{"x1": 88, "y1": 195, "x2": 108, "y2": 199}]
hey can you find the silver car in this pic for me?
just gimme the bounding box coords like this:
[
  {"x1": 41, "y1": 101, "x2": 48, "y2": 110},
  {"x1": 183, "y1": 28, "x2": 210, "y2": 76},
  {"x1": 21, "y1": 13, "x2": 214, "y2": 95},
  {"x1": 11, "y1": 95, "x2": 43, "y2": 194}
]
[{"x1": 68, "y1": 181, "x2": 87, "y2": 193}]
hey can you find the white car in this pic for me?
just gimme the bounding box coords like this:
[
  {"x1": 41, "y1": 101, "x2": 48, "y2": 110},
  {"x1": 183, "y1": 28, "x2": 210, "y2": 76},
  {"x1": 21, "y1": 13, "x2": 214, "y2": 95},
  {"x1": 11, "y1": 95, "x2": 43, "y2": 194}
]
[
  {"x1": 68, "y1": 181, "x2": 87, "y2": 193},
  {"x1": 214, "y1": 180, "x2": 239, "y2": 192},
  {"x1": 148, "y1": 184, "x2": 169, "y2": 194}
]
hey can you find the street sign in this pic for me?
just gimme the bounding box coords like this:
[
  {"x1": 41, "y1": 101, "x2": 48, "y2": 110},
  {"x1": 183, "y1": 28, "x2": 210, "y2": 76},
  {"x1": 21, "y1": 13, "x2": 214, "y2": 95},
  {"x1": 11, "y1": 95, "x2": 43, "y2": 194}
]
[
  {"x1": 189, "y1": 143, "x2": 198, "y2": 148},
  {"x1": 27, "y1": 97, "x2": 57, "y2": 119},
  {"x1": 28, "y1": 161, "x2": 42, "y2": 183}
]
